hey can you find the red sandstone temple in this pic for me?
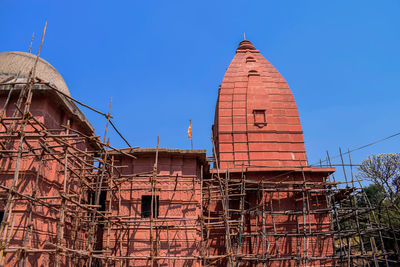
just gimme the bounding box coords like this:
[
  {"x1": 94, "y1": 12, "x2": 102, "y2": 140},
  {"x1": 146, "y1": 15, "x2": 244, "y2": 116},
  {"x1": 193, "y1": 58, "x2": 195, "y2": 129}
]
[
  {"x1": 208, "y1": 40, "x2": 335, "y2": 266},
  {"x1": 1, "y1": 40, "x2": 396, "y2": 266}
]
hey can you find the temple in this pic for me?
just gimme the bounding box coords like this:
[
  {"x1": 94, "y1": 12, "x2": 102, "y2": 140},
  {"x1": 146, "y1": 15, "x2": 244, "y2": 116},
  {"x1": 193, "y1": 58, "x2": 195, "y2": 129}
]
[{"x1": 0, "y1": 40, "x2": 398, "y2": 266}]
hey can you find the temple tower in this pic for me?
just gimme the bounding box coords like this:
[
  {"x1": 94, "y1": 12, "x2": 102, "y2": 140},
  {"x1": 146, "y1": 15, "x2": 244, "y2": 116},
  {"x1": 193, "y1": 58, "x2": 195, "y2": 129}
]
[
  {"x1": 207, "y1": 40, "x2": 335, "y2": 266},
  {"x1": 213, "y1": 40, "x2": 307, "y2": 170}
]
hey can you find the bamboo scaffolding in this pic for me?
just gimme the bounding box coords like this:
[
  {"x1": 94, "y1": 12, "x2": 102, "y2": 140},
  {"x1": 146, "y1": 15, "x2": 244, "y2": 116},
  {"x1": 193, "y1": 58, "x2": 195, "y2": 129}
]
[
  {"x1": 0, "y1": 57, "x2": 134, "y2": 266},
  {"x1": 0, "y1": 47, "x2": 399, "y2": 267},
  {"x1": 201, "y1": 146, "x2": 400, "y2": 266}
]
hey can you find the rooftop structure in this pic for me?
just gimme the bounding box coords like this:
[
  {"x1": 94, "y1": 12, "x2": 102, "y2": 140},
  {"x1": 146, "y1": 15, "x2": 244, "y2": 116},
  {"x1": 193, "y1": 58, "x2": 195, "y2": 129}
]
[{"x1": 0, "y1": 51, "x2": 70, "y2": 96}]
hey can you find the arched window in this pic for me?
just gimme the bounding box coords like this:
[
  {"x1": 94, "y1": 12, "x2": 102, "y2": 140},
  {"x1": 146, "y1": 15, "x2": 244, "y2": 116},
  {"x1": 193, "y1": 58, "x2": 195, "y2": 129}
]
[{"x1": 248, "y1": 70, "x2": 260, "y2": 77}]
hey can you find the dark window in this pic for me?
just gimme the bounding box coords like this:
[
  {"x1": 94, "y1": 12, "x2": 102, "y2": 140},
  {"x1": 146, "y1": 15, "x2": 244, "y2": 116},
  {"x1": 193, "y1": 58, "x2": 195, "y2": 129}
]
[
  {"x1": 141, "y1": 195, "x2": 159, "y2": 218},
  {"x1": 248, "y1": 70, "x2": 260, "y2": 77},
  {"x1": 0, "y1": 211, "x2": 4, "y2": 223},
  {"x1": 253, "y1": 109, "x2": 267, "y2": 128},
  {"x1": 246, "y1": 56, "x2": 256, "y2": 63}
]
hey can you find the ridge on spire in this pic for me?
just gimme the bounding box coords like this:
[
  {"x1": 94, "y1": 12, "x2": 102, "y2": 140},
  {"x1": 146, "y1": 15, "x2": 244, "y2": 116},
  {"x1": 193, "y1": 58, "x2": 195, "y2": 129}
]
[{"x1": 236, "y1": 40, "x2": 257, "y2": 53}]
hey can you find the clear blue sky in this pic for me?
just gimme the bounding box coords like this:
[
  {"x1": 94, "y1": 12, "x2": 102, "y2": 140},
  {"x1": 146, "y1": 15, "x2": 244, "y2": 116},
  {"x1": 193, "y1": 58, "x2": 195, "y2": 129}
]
[{"x1": 1, "y1": 0, "x2": 400, "y2": 172}]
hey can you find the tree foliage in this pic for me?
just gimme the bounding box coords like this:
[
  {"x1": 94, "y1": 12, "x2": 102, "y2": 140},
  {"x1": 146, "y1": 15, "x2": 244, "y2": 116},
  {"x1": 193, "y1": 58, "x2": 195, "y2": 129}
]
[
  {"x1": 357, "y1": 154, "x2": 400, "y2": 260},
  {"x1": 358, "y1": 153, "x2": 400, "y2": 212},
  {"x1": 363, "y1": 183, "x2": 386, "y2": 207}
]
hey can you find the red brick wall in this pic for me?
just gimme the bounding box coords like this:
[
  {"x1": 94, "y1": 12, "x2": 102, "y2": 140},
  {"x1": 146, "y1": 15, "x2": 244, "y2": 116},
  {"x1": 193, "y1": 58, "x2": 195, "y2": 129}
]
[
  {"x1": 0, "y1": 91, "x2": 94, "y2": 266},
  {"x1": 105, "y1": 152, "x2": 205, "y2": 266}
]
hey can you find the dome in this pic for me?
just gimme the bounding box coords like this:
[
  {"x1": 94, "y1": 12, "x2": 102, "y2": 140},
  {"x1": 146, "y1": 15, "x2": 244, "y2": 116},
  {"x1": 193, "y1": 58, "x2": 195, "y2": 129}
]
[{"x1": 0, "y1": 51, "x2": 70, "y2": 96}]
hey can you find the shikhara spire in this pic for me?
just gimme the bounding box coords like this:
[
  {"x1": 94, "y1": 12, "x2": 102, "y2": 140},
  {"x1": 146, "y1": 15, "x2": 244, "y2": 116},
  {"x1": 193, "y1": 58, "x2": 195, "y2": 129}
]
[{"x1": 213, "y1": 40, "x2": 307, "y2": 169}]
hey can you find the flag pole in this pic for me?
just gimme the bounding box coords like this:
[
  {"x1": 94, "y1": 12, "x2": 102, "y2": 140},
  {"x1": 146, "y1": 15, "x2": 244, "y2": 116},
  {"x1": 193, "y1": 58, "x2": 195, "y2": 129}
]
[
  {"x1": 188, "y1": 119, "x2": 193, "y2": 150},
  {"x1": 190, "y1": 120, "x2": 193, "y2": 150}
]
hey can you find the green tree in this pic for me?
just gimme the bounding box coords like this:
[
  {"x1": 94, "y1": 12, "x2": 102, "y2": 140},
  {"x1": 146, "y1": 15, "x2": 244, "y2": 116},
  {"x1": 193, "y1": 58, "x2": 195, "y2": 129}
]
[{"x1": 362, "y1": 183, "x2": 385, "y2": 207}]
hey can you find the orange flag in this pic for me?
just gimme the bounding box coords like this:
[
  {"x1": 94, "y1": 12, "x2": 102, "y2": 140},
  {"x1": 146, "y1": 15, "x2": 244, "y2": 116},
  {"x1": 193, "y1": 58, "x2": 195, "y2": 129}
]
[{"x1": 188, "y1": 120, "x2": 192, "y2": 140}]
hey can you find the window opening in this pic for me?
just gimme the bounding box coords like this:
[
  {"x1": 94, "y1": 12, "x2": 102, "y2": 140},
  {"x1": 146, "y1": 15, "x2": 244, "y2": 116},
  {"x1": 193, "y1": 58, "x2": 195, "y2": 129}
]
[
  {"x1": 248, "y1": 70, "x2": 260, "y2": 77},
  {"x1": 253, "y1": 109, "x2": 267, "y2": 128},
  {"x1": 246, "y1": 56, "x2": 256, "y2": 63},
  {"x1": 141, "y1": 195, "x2": 159, "y2": 218}
]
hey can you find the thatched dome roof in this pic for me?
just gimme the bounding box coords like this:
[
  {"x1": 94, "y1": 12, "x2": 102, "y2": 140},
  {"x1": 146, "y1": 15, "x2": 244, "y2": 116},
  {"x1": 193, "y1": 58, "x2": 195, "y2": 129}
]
[{"x1": 0, "y1": 51, "x2": 70, "y2": 96}]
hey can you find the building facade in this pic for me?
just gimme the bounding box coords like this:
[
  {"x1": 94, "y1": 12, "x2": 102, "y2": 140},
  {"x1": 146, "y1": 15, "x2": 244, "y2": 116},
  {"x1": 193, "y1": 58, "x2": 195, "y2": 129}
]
[{"x1": 0, "y1": 52, "x2": 98, "y2": 266}]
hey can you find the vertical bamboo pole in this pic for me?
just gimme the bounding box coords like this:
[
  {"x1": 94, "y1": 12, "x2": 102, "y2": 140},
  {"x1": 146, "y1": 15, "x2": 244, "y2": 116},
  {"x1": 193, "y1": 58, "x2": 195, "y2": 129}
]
[
  {"x1": 56, "y1": 120, "x2": 70, "y2": 267},
  {"x1": 347, "y1": 150, "x2": 369, "y2": 267},
  {"x1": 200, "y1": 164, "x2": 204, "y2": 266},
  {"x1": 261, "y1": 185, "x2": 267, "y2": 267},
  {"x1": 234, "y1": 165, "x2": 245, "y2": 267},
  {"x1": 150, "y1": 136, "x2": 159, "y2": 267},
  {"x1": 105, "y1": 155, "x2": 114, "y2": 267},
  {"x1": 326, "y1": 151, "x2": 345, "y2": 265},
  {"x1": 269, "y1": 191, "x2": 282, "y2": 267},
  {"x1": 20, "y1": 153, "x2": 44, "y2": 267}
]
